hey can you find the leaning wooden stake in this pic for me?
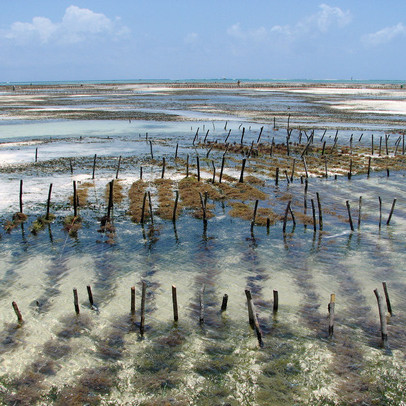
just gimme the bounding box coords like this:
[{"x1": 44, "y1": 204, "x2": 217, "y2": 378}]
[
  {"x1": 140, "y1": 281, "x2": 146, "y2": 336},
  {"x1": 148, "y1": 191, "x2": 154, "y2": 225},
  {"x1": 73, "y1": 288, "x2": 80, "y2": 315},
  {"x1": 115, "y1": 155, "x2": 122, "y2": 179},
  {"x1": 386, "y1": 198, "x2": 396, "y2": 225},
  {"x1": 45, "y1": 183, "x2": 53, "y2": 220},
  {"x1": 328, "y1": 293, "x2": 335, "y2": 338},
  {"x1": 221, "y1": 294, "x2": 228, "y2": 312},
  {"x1": 172, "y1": 285, "x2": 179, "y2": 322},
  {"x1": 367, "y1": 156, "x2": 371, "y2": 178},
  {"x1": 12, "y1": 301, "x2": 23, "y2": 323},
  {"x1": 239, "y1": 158, "x2": 246, "y2": 183},
  {"x1": 219, "y1": 155, "x2": 225, "y2": 184},
  {"x1": 245, "y1": 290, "x2": 264, "y2": 347},
  {"x1": 172, "y1": 191, "x2": 179, "y2": 222},
  {"x1": 374, "y1": 289, "x2": 388, "y2": 348},
  {"x1": 140, "y1": 192, "x2": 147, "y2": 224},
  {"x1": 346, "y1": 200, "x2": 354, "y2": 231},
  {"x1": 382, "y1": 281, "x2": 393, "y2": 316},
  {"x1": 311, "y1": 199, "x2": 317, "y2": 232},
  {"x1": 87, "y1": 285, "x2": 94, "y2": 308}
]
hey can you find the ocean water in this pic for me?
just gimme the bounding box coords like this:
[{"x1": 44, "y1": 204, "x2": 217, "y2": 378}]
[{"x1": 0, "y1": 85, "x2": 405, "y2": 405}]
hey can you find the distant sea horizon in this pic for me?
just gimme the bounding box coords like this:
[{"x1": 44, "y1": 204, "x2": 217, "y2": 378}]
[{"x1": 1, "y1": 78, "x2": 405, "y2": 86}]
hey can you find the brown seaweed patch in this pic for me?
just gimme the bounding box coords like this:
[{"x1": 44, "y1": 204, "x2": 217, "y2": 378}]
[
  {"x1": 104, "y1": 179, "x2": 125, "y2": 205},
  {"x1": 128, "y1": 180, "x2": 150, "y2": 223}
]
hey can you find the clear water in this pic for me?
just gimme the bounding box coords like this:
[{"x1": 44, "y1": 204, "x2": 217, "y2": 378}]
[{"x1": 0, "y1": 86, "x2": 405, "y2": 405}]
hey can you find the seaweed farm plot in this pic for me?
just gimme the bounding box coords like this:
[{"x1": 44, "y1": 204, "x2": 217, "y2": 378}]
[{"x1": 1, "y1": 90, "x2": 406, "y2": 403}]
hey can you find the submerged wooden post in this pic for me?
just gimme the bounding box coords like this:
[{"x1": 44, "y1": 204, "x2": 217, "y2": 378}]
[
  {"x1": 35, "y1": 147, "x2": 38, "y2": 163},
  {"x1": 45, "y1": 183, "x2": 53, "y2": 220},
  {"x1": 273, "y1": 290, "x2": 279, "y2": 313},
  {"x1": 275, "y1": 167, "x2": 279, "y2": 186},
  {"x1": 148, "y1": 191, "x2": 154, "y2": 225},
  {"x1": 140, "y1": 281, "x2": 146, "y2": 335},
  {"x1": 346, "y1": 200, "x2": 354, "y2": 231},
  {"x1": 73, "y1": 288, "x2": 80, "y2": 315},
  {"x1": 367, "y1": 156, "x2": 371, "y2": 178},
  {"x1": 386, "y1": 199, "x2": 396, "y2": 225},
  {"x1": 175, "y1": 143, "x2": 179, "y2": 159},
  {"x1": 172, "y1": 285, "x2": 179, "y2": 322},
  {"x1": 221, "y1": 294, "x2": 228, "y2": 312},
  {"x1": 374, "y1": 288, "x2": 388, "y2": 348},
  {"x1": 115, "y1": 156, "x2": 122, "y2": 179},
  {"x1": 378, "y1": 196, "x2": 382, "y2": 230},
  {"x1": 199, "y1": 192, "x2": 207, "y2": 225},
  {"x1": 19, "y1": 179, "x2": 23, "y2": 213},
  {"x1": 239, "y1": 158, "x2": 246, "y2": 183},
  {"x1": 92, "y1": 154, "x2": 97, "y2": 180},
  {"x1": 199, "y1": 286, "x2": 205, "y2": 325},
  {"x1": 12, "y1": 301, "x2": 23, "y2": 323},
  {"x1": 73, "y1": 181, "x2": 78, "y2": 217},
  {"x1": 251, "y1": 200, "x2": 259, "y2": 229},
  {"x1": 382, "y1": 281, "x2": 393, "y2": 316},
  {"x1": 131, "y1": 286, "x2": 135, "y2": 317},
  {"x1": 328, "y1": 293, "x2": 335, "y2": 338},
  {"x1": 140, "y1": 192, "x2": 147, "y2": 224},
  {"x1": 87, "y1": 285, "x2": 94, "y2": 308},
  {"x1": 245, "y1": 290, "x2": 264, "y2": 347},
  {"x1": 311, "y1": 199, "x2": 317, "y2": 232},
  {"x1": 358, "y1": 196, "x2": 362, "y2": 230},
  {"x1": 283, "y1": 201, "x2": 291, "y2": 234}
]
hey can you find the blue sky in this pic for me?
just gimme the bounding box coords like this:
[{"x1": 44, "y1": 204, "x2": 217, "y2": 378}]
[{"x1": 1, "y1": 1, "x2": 406, "y2": 81}]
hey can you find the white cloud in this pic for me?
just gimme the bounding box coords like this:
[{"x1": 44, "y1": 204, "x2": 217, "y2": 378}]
[
  {"x1": 184, "y1": 32, "x2": 198, "y2": 45},
  {"x1": 3, "y1": 5, "x2": 129, "y2": 45},
  {"x1": 227, "y1": 4, "x2": 351, "y2": 45},
  {"x1": 363, "y1": 23, "x2": 406, "y2": 46}
]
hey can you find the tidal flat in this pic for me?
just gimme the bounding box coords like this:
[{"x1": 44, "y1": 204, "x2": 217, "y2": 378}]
[{"x1": 0, "y1": 81, "x2": 405, "y2": 405}]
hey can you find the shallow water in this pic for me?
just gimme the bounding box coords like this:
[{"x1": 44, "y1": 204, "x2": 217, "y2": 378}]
[{"x1": 0, "y1": 85, "x2": 406, "y2": 405}]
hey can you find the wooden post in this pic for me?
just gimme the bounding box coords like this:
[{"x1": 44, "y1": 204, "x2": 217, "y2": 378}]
[
  {"x1": 92, "y1": 154, "x2": 97, "y2": 180},
  {"x1": 328, "y1": 293, "x2": 335, "y2": 338},
  {"x1": 374, "y1": 289, "x2": 388, "y2": 348},
  {"x1": 379, "y1": 136, "x2": 382, "y2": 156},
  {"x1": 387, "y1": 199, "x2": 396, "y2": 225},
  {"x1": 324, "y1": 156, "x2": 328, "y2": 178},
  {"x1": 73, "y1": 288, "x2": 80, "y2": 315},
  {"x1": 12, "y1": 301, "x2": 23, "y2": 323},
  {"x1": 45, "y1": 183, "x2": 53, "y2": 220},
  {"x1": 35, "y1": 147, "x2": 38, "y2": 163},
  {"x1": 311, "y1": 199, "x2": 317, "y2": 232},
  {"x1": 273, "y1": 290, "x2": 279, "y2": 313},
  {"x1": 346, "y1": 200, "x2": 354, "y2": 231},
  {"x1": 186, "y1": 154, "x2": 189, "y2": 177},
  {"x1": 378, "y1": 196, "x2": 382, "y2": 230},
  {"x1": 348, "y1": 159, "x2": 353, "y2": 180},
  {"x1": 115, "y1": 156, "x2": 122, "y2": 179},
  {"x1": 140, "y1": 281, "x2": 146, "y2": 335},
  {"x1": 283, "y1": 201, "x2": 291, "y2": 234},
  {"x1": 148, "y1": 191, "x2": 154, "y2": 225},
  {"x1": 193, "y1": 127, "x2": 199, "y2": 145},
  {"x1": 172, "y1": 285, "x2": 178, "y2": 322},
  {"x1": 275, "y1": 167, "x2": 279, "y2": 186},
  {"x1": 19, "y1": 179, "x2": 23, "y2": 213},
  {"x1": 382, "y1": 281, "x2": 393, "y2": 316},
  {"x1": 172, "y1": 191, "x2": 179, "y2": 222},
  {"x1": 73, "y1": 181, "x2": 78, "y2": 217},
  {"x1": 221, "y1": 294, "x2": 228, "y2": 312},
  {"x1": 316, "y1": 192, "x2": 323, "y2": 230},
  {"x1": 240, "y1": 127, "x2": 245, "y2": 146},
  {"x1": 69, "y1": 159, "x2": 74, "y2": 174},
  {"x1": 357, "y1": 196, "x2": 362, "y2": 230},
  {"x1": 290, "y1": 159, "x2": 296, "y2": 182},
  {"x1": 251, "y1": 200, "x2": 259, "y2": 229},
  {"x1": 140, "y1": 166, "x2": 143, "y2": 180},
  {"x1": 149, "y1": 141, "x2": 153, "y2": 159},
  {"x1": 385, "y1": 134, "x2": 389, "y2": 155},
  {"x1": 322, "y1": 141, "x2": 326, "y2": 155},
  {"x1": 211, "y1": 160, "x2": 216, "y2": 183},
  {"x1": 131, "y1": 286, "x2": 135, "y2": 317},
  {"x1": 175, "y1": 143, "x2": 179, "y2": 159},
  {"x1": 107, "y1": 180, "x2": 114, "y2": 219},
  {"x1": 371, "y1": 134, "x2": 374, "y2": 155},
  {"x1": 140, "y1": 192, "x2": 147, "y2": 224},
  {"x1": 204, "y1": 129, "x2": 209, "y2": 143},
  {"x1": 87, "y1": 285, "x2": 94, "y2": 308},
  {"x1": 225, "y1": 129, "x2": 231, "y2": 143},
  {"x1": 199, "y1": 286, "x2": 205, "y2": 325},
  {"x1": 199, "y1": 192, "x2": 207, "y2": 225},
  {"x1": 161, "y1": 157, "x2": 166, "y2": 179},
  {"x1": 303, "y1": 156, "x2": 309, "y2": 178},
  {"x1": 239, "y1": 158, "x2": 246, "y2": 183},
  {"x1": 257, "y1": 126, "x2": 264, "y2": 143},
  {"x1": 367, "y1": 156, "x2": 371, "y2": 178},
  {"x1": 245, "y1": 290, "x2": 264, "y2": 347},
  {"x1": 196, "y1": 156, "x2": 200, "y2": 181},
  {"x1": 219, "y1": 156, "x2": 225, "y2": 184}
]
